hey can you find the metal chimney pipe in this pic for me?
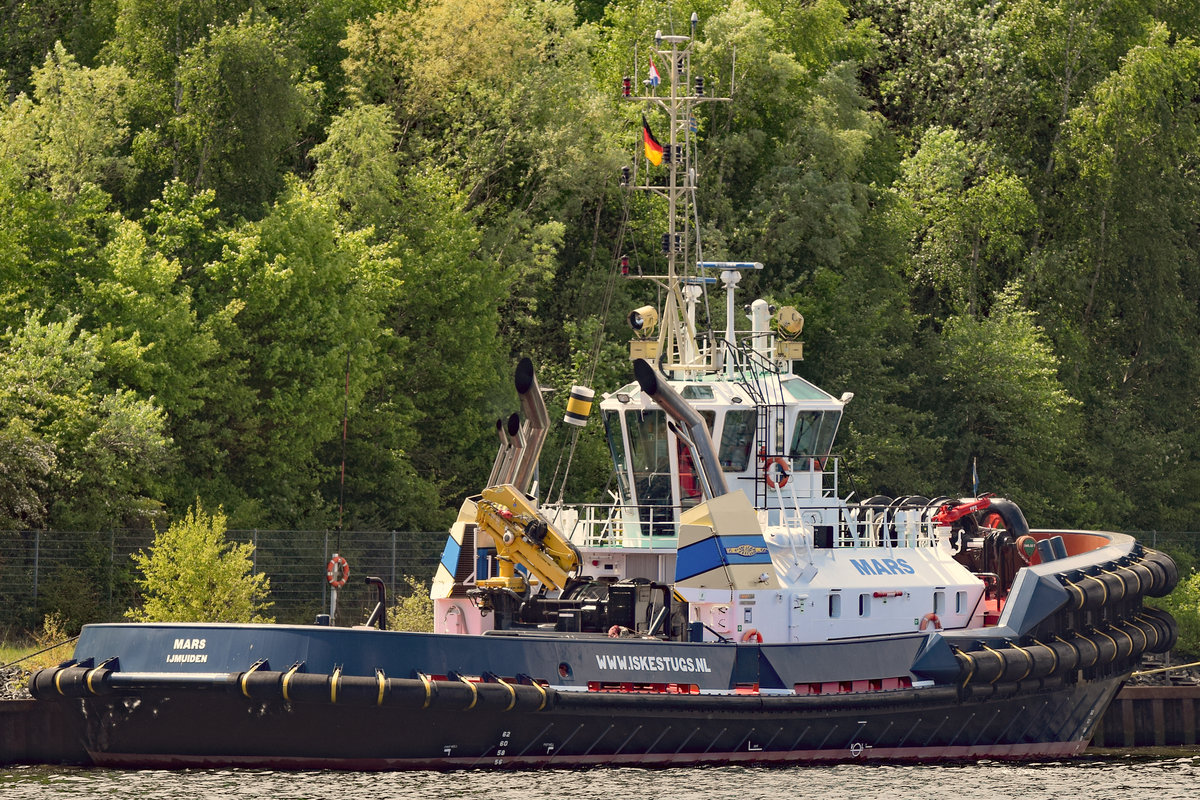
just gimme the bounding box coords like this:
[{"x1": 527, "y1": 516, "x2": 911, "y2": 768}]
[
  {"x1": 510, "y1": 358, "x2": 550, "y2": 494},
  {"x1": 496, "y1": 413, "x2": 524, "y2": 485},
  {"x1": 486, "y1": 418, "x2": 509, "y2": 486},
  {"x1": 633, "y1": 358, "x2": 729, "y2": 498}
]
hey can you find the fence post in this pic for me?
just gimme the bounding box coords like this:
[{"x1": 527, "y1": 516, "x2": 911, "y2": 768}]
[
  {"x1": 391, "y1": 531, "x2": 397, "y2": 597},
  {"x1": 32, "y1": 530, "x2": 40, "y2": 618},
  {"x1": 108, "y1": 530, "x2": 116, "y2": 611},
  {"x1": 322, "y1": 530, "x2": 328, "y2": 610},
  {"x1": 253, "y1": 529, "x2": 258, "y2": 573}
]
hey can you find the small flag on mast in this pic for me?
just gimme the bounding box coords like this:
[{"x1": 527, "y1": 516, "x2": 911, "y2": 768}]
[
  {"x1": 972, "y1": 457, "x2": 979, "y2": 497},
  {"x1": 642, "y1": 115, "x2": 663, "y2": 166},
  {"x1": 648, "y1": 57, "x2": 661, "y2": 88}
]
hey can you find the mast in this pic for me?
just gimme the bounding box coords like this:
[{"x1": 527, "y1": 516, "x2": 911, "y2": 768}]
[{"x1": 625, "y1": 25, "x2": 729, "y2": 373}]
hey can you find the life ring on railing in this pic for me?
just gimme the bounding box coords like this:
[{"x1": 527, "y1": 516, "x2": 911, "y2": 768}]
[
  {"x1": 326, "y1": 554, "x2": 349, "y2": 588},
  {"x1": 742, "y1": 628, "x2": 763, "y2": 643},
  {"x1": 919, "y1": 613, "x2": 942, "y2": 631},
  {"x1": 764, "y1": 457, "x2": 790, "y2": 489}
]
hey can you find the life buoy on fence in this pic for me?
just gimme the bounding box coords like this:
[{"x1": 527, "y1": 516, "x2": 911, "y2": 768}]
[
  {"x1": 326, "y1": 554, "x2": 349, "y2": 588},
  {"x1": 742, "y1": 628, "x2": 763, "y2": 643},
  {"x1": 919, "y1": 613, "x2": 942, "y2": 631},
  {"x1": 764, "y1": 457, "x2": 790, "y2": 489}
]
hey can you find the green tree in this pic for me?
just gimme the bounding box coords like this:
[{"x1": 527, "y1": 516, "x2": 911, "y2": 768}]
[
  {"x1": 0, "y1": 0, "x2": 114, "y2": 95},
  {"x1": 127, "y1": 502, "x2": 273, "y2": 623},
  {"x1": 0, "y1": 313, "x2": 171, "y2": 530},
  {"x1": 1155, "y1": 570, "x2": 1200, "y2": 657},
  {"x1": 932, "y1": 285, "x2": 1081, "y2": 520},
  {"x1": 0, "y1": 43, "x2": 135, "y2": 200},
  {"x1": 896, "y1": 127, "x2": 1034, "y2": 316},
  {"x1": 199, "y1": 181, "x2": 385, "y2": 525},
  {"x1": 172, "y1": 13, "x2": 322, "y2": 216}
]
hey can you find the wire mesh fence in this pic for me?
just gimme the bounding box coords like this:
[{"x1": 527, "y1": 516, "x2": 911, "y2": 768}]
[
  {"x1": 0, "y1": 529, "x2": 446, "y2": 636},
  {"x1": 1, "y1": 527, "x2": 1196, "y2": 638}
]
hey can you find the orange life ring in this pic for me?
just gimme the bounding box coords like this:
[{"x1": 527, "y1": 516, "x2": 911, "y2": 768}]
[
  {"x1": 919, "y1": 613, "x2": 942, "y2": 631},
  {"x1": 326, "y1": 554, "x2": 349, "y2": 589},
  {"x1": 764, "y1": 457, "x2": 790, "y2": 489},
  {"x1": 742, "y1": 628, "x2": 763, "y2": 643}
]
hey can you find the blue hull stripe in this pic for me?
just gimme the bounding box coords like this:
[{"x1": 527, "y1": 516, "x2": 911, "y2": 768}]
[
  {"x1": 439, "y1": 536, "x2": 461, "y2": 575},
  {"x1": 675, "y1": 536, "x2": 724, "y2": 581},
  {"x1": 675, "y1": 535, "x2": 771, "y2": 581}
]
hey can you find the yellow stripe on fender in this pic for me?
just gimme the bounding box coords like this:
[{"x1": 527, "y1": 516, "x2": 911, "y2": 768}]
[
  {"x1": 459, "y1": 675, "x2": 478, "y2": 710},
  {"x1": 240, "y1": 661, "x2": 265, "y2": 699},
  {"x1": 420, "y1": 673, "x2": 432, "y2": 709},
  {"x1": 282, "y1": 664, "x2": 300, "y2": 702},
  {"x1": 495, "y1": 677, "x2": 517, "y2": 712}
]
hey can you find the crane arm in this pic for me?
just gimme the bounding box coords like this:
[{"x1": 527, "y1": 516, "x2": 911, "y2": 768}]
[{"x1": 475, "y1": 485, "x2": 579, "y2": 593}]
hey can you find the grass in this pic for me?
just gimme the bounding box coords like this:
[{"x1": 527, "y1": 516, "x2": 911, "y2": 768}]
[
  {"x1": 0, "y1": 641, "x2": 37, "y2": 667},
  {"x1": 1, "y1": 614, "x2": 78, "y2": 671}
]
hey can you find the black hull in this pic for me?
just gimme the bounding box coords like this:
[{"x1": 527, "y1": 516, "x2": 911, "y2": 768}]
[{"x1": 68, "y1": 674, "x2": 1122, "y2": 769}]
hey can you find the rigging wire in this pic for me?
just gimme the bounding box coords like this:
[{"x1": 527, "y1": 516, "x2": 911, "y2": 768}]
[
  {"x1": 547, "y1": 164, "x2": 638, "y2": 506},
  {"x1": 544, "y1": 170, "x2": 636, "y2": 505}
]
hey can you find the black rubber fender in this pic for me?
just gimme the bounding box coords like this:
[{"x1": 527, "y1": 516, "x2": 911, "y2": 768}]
[
  {"x1": 1097, "y1": 569, "x2": 1129, "y2": 603},
  {"x1": 1144, "y1": 551, "x2": 1179, "y2": 597},
  {"x1": 239, "y1": 668, "x2": 283, "y2": 701},
  {"x1": 1108, "y1": 563, "x2": 1147, "y2": 599},
  {"x1": 1120, "y1": 617, "x2": 1151, "y2": 657},
  {"x1": 1072, "y1": 633, "x2": 1100, "y2": 668},
  {"x1": 1084, "y1": 629, "x2": 1119, "y2": 665},
  {"x1": 1045, "y1": 637, "x2": 1081, "y2": 675},
  {"x1": 1141, "y1": 607, "x2": 1178, "y2": 653},
  {"x1": 1142, "y1": 557, "x2": 1169, "y2": 596},
  {"x1": 1065, "y1": 573, "x2": 1110, "y2": 610}
]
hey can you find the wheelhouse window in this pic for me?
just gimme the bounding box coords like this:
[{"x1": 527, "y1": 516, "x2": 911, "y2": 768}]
[
  {"x1": 681, "y1": 385, "x2": 715, "y2": 401},
  {"x1": 718, "y1": 409, "x2": 757, "y2": 471},
  {"x1": 789, "y1": 410, "x2": 840, "y2": 465},
  {"x1": 626, "y1": 409, "x2": 672, "y2": 534},
  {"x1": 603, "y1": 410, "x2": 632, "y2": 505},
  {"x1": 678, "y1": 411, "x2": 715, "y2": 510}
]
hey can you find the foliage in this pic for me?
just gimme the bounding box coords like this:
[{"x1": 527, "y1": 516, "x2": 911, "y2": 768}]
[
  {"x1": 1155, "y1": 570, "x2": 1200, "y2": 658},
  {"x1": 0, "y1": 0, "x2": 1197, "y2": 541},
  {"x1": 389, "y1": 576, "x2": 435, "y2": 633},
  {"x1": 0, "y1": 43, "x2": 135, "y2": 200},
  {"x1": 172, "y1": 13, "x2": 323, "y2": 216},
  {"x1": 25, "y1": 613, "x2": 77, "y2": 671},
  {"x1": 933, "y1": 285, "x2": 1081, "y2": 520},
  {"x1": 127, "y1": 503, "x2": 273, "y2": 623},
  {"x1": 0, "y1": 313, "x2": 171, "y2": 530}
]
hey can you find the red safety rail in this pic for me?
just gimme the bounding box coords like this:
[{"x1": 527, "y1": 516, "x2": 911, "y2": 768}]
[{"x1": 932, "y1": 496, "x2": 992, "y2": 524}]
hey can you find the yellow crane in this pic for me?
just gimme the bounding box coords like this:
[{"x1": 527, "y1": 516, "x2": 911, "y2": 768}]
[{"x1": 474, "y1": 485, "x2": 579, "y2": 594}]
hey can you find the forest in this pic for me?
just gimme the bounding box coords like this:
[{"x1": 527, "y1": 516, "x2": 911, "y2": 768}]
[{"x1": 1, "y1": 0, "x2": 1198, "y2": 542}]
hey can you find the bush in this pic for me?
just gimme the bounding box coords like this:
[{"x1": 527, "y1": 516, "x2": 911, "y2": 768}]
[
  {"x1": 126, "y1": 502, "x2": 274, "y2": 623},
  {"x1": 1156, "y1": 568, "x2": 1200, "y2": 658},
  {"x1": 389, "y1": 576, "x2": 433, "y2": 632}
]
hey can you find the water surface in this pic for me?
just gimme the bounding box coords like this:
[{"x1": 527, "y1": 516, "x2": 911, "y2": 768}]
[{"x1": 3, "y1": 757, "x2": 1198, "y2": 800}]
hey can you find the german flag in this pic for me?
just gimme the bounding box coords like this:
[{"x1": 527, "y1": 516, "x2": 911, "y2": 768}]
[{"x1": 642, "y1": 115, "x2": 663, "y2": 166}]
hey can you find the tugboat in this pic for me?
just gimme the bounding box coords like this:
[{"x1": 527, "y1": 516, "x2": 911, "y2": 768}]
[{"x1": 32, "y1": 24, "x2": 1178, "y2": 768}]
